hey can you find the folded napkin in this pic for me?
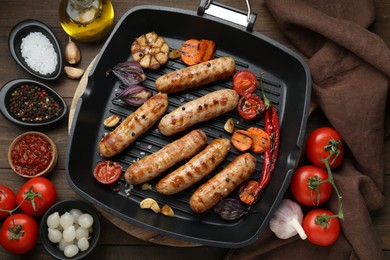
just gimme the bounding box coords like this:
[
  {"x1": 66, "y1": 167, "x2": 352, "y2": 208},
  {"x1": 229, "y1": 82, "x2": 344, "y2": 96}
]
[{"x1": 226, "y1": 0, "x2": 390, "y2": 259}]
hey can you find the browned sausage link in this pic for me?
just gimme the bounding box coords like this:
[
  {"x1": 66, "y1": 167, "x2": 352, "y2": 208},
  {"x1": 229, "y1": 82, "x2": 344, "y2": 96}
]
[
  {"x1": 189, "y1": 153, "x2": 256, "y2": 214},
  {"x1": 155, "y1": 57, "x2": 236, "y2": 93},
  {"x1": 158, "y1": 89, "x2": 239, "y2": 136},
  {"x1": 156, "y1": 138, "x2": 231, "y2": 195},
  {"x1": 98, "y1": 93, "x2": 169, "y2": 157},
  {"x1": 124, "y1": 129, "x2": 208, "y2": 185}
]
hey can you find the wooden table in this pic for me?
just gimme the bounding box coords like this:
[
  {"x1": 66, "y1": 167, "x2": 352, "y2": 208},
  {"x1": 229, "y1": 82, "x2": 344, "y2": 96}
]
[{"x1": 0, "y1": 1, "x2": 389, "y2": 259}]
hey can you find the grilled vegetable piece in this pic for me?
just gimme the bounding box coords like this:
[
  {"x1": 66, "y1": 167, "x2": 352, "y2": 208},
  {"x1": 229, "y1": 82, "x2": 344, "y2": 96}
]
[
  {"x1": 181, "y1": 39, "x2": 216, "y2": 66},
  {"x1": 246, "y1": 127, "x2": 271, "y2": 154},
  {"x1": 232, "y1": 127, "x2": 270, "y2": 154},
  {"x1": 232, "y1": 130, "x2": 253, "y2": 152},
  {"x1": 131, "y1": 32, "x2": 169, "y2": 69}
]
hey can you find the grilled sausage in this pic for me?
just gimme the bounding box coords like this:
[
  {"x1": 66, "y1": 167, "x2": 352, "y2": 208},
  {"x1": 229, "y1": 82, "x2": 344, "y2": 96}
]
[
  {"x1": 189, "y1": 153, "x2": 256, "y2": 214},
  {"x1": 124, "y1": 129, "x2": 208, "y2": 185},
  {"x1": 155, "y1": 57, "x2": 236, "y2": 93},
  {"x1": 98, "y1": 93, "x2": 168, "y2": 157},
  {"x1": 156, "y1": 138, "x2": 231, "y2": 195},
  {"x1": 158, "y1": 89, "x2": 239, "y2": 136}
]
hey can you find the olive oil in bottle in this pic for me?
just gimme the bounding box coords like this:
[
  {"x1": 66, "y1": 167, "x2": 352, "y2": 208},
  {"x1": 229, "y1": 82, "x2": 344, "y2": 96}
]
[{"x1": 59, "y1": 0, "x2": 114, "y2": 42}]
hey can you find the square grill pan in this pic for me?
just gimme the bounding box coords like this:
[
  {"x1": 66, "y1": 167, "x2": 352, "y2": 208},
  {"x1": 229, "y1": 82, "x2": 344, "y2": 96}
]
[{"x1": 66, "y1": 5, "x2": 311, "y2": 248}]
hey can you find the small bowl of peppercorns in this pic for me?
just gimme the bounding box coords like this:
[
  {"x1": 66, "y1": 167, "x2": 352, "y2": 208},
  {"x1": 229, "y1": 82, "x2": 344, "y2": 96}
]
[
  {"x1": 0, "y1": 78, "x2": 67, "y2": 128},
  {"x1": 8, "y1": 131, "x2": 58, "y2": 178}
]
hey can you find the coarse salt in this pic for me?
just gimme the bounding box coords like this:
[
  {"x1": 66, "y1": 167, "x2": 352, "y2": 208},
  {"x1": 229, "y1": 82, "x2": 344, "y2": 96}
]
[{"x1": 20, "y1": 32, "x2": 58, "y2": 75}]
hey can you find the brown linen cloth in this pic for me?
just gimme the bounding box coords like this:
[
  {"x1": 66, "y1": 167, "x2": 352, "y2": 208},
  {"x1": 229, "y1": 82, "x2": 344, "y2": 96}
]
[{"x1": 225, "y1": 0, "x2": 390, "y2": 259}]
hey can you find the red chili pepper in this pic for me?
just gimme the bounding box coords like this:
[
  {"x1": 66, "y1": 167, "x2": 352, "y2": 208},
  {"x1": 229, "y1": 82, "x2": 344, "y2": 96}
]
[{"x1": 254, "y1": 104, "x2": 280, "y2": 194}]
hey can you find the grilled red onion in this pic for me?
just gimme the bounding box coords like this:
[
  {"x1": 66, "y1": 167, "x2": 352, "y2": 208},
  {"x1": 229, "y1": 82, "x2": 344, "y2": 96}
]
[
  {"x1": 213, "y1": 198, "x2": 253, "y2": 220},
  {"x1": 115, "y1": 85, "x2": 152, "y2": 106},
  {"x1": 106, "y1": 61, "x2": 147, "y2": 86}
]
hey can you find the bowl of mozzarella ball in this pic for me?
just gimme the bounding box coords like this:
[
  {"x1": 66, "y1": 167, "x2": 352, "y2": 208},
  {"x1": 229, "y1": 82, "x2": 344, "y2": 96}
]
[{"x1": 40, "y1": 199, "x2": 101, "y2": 259}]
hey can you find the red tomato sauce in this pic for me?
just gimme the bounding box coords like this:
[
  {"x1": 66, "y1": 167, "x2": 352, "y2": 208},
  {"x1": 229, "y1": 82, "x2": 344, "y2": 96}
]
[{"x1": 11, "y1": 134, "x2": 53, "y2": 176}]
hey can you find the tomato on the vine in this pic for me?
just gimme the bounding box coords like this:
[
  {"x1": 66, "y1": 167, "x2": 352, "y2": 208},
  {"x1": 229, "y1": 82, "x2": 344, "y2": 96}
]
[
  {"x1": 0, "y1": 185, "x2": 16, "y2": 219},
  {"x1": 290, "y1": 165, "x2": 332, "y2": 206},
  {"x1": 237, "y1": 93, "x2": 265, "y2": 120},
  {"x1": 306, "y1": 127, "x2": 344, "y2": 169},
  {"x1": 16, "y1": 177, "x2": 57, "y2": 216},
  {"x1": 302, "y1": 209, "x2": 340, "y2": 246},
  {"x1": 233, "y1": 70, "x2": 258, "y2": 96},
  {"x1": 0, "y1": 213, "x2": 38, "y2": 254},
  {"x1": 94, "y1": 161, "x2": 122, "y2": 184}
]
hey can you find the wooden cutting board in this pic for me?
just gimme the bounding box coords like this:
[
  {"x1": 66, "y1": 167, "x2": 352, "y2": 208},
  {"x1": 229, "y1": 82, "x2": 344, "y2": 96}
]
[{"x1": 68, "y1": 58, "x2": 200, "y2": 247}]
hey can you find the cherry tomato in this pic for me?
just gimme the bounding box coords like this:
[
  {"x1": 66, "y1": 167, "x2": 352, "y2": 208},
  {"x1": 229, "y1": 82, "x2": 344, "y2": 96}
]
[
  {"x1": 16, "y1": 177, "x2": 57, "y2": 216},
  {"x1": 0, "y1": 213, "x2": 38, "y2": 254},
  {"x1": 94, "y1": 161, "x2": 122, "y2": 184},
  {"x1": 306, "y1": 127, "x2": 344, "y2": 169},
  {"x1": 0, "y1": 185, "x2": 16, "y2": 219},
  {"x1": 237, "y1": 93, "x2": 265, "y2": 120},
  {"x1": 290, "y1": 166, "x2": 332, "y2": 206},
  {"x1": 302, "y1": 209, "x2": 340, "y2": 246},
  {"x1": 233, "y1": 70, "x2": 258, "y2": 96}
]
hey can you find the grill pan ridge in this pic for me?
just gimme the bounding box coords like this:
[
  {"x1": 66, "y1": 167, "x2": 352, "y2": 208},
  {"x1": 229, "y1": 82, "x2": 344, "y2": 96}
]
[{"x1": 66, "y1": 5, "x2": 311, "y2": 247}]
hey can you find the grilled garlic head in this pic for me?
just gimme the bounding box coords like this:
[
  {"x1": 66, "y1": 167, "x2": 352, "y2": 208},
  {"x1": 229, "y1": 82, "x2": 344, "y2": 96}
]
[{"x1": 131, "y1": 32, "x2": 169, "y2": 69}]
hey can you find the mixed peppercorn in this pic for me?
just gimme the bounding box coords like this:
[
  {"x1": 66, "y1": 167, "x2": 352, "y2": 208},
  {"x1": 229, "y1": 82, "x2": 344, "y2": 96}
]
[{"x1": 8, "y1": 84, "x2": 63, "y2": 122}]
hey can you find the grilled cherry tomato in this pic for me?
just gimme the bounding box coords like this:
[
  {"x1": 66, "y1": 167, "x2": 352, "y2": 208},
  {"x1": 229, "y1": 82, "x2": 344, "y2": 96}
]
[
  {"x1": 94, "y1": 161, "x2": 122, "y2": 184},
  {"x1": 306, "y1": 127, "x2": 344, "y2": 169},
  {"x1": 303, "y1": 209, "x2": 340, "y2": 246},
  {"x1": 290, "y1": 165, "x2": 332, "y2": 206},
  {"x1": 237, "y1": 93, "x2": 265, "y2": 120},
  {"x1": 0, "y1": 185, "x2": 16, "y2": 219},
  {"x1": 0, "y1": 213, "x2": 38, "y2": 254},
  {"x1": 16, "y1": 177, "x2": 57, "y2": 216},
  {"x1": 233, "y1": 70, "x2": 258, "y2": 96}
]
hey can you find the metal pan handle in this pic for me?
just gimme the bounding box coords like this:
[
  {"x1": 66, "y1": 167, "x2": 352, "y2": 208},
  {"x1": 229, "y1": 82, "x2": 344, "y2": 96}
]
[{"x1": 197, "y1": 0, "x2": 257, "y2": 31}]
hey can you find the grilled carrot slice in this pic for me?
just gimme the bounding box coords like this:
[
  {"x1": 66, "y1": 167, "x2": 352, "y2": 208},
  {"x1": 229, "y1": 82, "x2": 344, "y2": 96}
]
[
  {"x1": 181, "y1": 39, "x2": 200, "y2": 66},
  {"x1": 197, "y1": 39, "x2": 216, "y2": 62},
  {"x1": 238, "y1": 179, "x2": 259, "y2": 205},
  {"x1": 232, "y1": 130, "x2": 253, "y2": 152},
  {"x1": 247, "y1": 127, "x2": 271, "y2": 154},
  {"x1": 181, "y1": 39, "x2": 216, "y2": 66}
]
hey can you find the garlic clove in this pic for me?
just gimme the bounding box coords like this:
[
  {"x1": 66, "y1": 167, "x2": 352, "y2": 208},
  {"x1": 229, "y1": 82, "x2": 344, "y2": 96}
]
[
  {"x1": 224, "y1": 118, "x2": 235, "y2": 133},
  {"x1": 64, "y1": 66, "x2": 85, "y2": 79},
  {"x1": 103, "y1": 115, "x2": 121, "y2": 127},
  {"x1": 65, "y1": 37, "x2": 81, "y2": 65}
]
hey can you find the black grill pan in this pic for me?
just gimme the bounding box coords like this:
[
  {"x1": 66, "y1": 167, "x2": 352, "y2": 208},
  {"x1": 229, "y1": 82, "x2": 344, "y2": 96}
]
[{"x1": 66, "y1": 5, "x2": 311, "y2": 248}]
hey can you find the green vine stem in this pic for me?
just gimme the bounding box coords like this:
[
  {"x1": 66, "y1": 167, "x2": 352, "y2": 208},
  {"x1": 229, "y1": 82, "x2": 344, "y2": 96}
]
[
  {"x1": 321, "y1": 155, "x2": 344, "y2": 220},
  {"x1": 316, "y1": 138, "x2": 344, "y2": 221}
]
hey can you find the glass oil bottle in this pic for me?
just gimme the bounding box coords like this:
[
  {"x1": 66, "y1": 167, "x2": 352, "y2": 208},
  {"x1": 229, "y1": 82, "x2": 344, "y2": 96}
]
[{"x1": 59, "y1": 0, "x2": 114, "y2": 42}]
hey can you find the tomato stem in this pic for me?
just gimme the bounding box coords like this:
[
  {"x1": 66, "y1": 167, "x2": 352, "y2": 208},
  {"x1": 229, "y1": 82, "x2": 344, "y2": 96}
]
[
  {"x1": 321, "y1": 155, "x2": 344, "y2": 220},
  {"x1": 308, "y1": 176, "x2": 322, "y2": 206}
]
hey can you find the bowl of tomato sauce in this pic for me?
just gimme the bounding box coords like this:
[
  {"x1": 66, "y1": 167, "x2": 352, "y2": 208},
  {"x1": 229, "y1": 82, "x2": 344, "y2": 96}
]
[{"x1": 8, "y1": 131, "x2": 58, "y2": 178}]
